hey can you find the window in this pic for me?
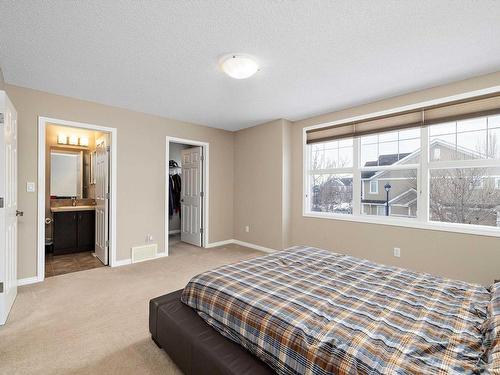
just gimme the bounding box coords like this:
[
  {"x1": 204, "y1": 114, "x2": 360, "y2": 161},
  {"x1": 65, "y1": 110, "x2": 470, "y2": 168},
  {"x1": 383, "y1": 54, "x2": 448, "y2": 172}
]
[
  {"x1": 360, "y1": 128, "x2": 419, "y2": 218},
  {"x1": 430, "y1": 168, "x2": 499, "y2": 226},
  {"x1": 369, "y1": 180, "x2": 378, "y2": 194},
  {"x1": 305, "y1": 113, "x2": 500, "y2": 234}
]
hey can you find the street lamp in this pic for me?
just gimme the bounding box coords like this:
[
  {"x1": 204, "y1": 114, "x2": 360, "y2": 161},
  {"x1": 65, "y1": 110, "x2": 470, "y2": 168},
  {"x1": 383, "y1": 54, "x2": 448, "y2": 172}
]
[{"x1": 384, "y1": 183, "x2": 392, "y2": 216}]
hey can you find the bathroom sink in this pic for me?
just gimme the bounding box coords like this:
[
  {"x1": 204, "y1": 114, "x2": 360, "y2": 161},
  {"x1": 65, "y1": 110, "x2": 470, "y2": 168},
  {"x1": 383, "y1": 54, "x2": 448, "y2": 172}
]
[{"x1": 50, "y1": 205, "x2": 95, "y2": 213}]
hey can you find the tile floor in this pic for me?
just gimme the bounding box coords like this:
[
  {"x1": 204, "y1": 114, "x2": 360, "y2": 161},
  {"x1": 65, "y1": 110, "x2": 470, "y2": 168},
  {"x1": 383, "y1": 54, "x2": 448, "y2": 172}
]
[{"x1": 45, "y1": 251, "x2": 105, "y2": 278}]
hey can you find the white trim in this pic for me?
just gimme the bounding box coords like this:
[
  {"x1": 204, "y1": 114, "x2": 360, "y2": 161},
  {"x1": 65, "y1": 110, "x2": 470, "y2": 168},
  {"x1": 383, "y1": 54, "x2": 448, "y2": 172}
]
[
  {"x1": 168, "y1": 229, "x2": 181, "y2": 235},
  {"x1": 369, "y1": 180, "x2": 378, "y2": 194},
  {"x1": 17, "y1": 276, "x2": 42, "y2": 286},
  {"x1": 37, "y1": 117, "x2": 118, "y2": 283},
  {"x1": 205, "y1": 239, "x2": 277, "y2": 253},
  {"x1": 205, "y1": 239, "x2": 235, "y2": 248},
  {"x1": 388, "y1": 188, "x2": 417, "y2": 205},
  {"x1": 232, "y1": 240, "x2": 277, "y2": 253},
  {"x1": 113, "y1": 258, "x2": 132, "y2": 267},
  {"x1": 165, "y1": 136, "x2": 209, "y2": 256}
]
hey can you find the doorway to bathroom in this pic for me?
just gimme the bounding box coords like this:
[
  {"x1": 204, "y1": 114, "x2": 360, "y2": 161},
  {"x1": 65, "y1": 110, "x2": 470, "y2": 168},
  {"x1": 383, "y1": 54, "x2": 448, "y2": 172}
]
[
  {"x1": 37, "y1": 117, "x2": 117, "y2": 281},
  {"x1": 165, "y1": 137, "x2": 208, "y2": 255}
]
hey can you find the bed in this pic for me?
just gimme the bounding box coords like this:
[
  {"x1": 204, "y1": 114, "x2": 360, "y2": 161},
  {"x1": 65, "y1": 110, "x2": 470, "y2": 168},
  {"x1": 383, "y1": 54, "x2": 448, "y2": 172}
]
[{"x1": 151, "y1": 246, "x2": 500, "y2": 374}]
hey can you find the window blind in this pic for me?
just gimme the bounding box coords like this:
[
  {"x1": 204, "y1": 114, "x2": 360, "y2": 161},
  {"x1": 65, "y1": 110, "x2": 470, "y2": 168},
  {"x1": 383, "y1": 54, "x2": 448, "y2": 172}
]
[{"x1": 306, "y1": 93, "x2": 500, "y2": 144}]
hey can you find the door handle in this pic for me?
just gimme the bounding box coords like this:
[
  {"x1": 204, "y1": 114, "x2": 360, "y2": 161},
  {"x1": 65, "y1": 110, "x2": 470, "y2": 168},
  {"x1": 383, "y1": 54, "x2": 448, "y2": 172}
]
[
  {"x1": 180, "y1": 198, "x2": 184, "y2": 202},
  {"x1": 16, "y1": 210, "x2": 24, "y2": 217}
]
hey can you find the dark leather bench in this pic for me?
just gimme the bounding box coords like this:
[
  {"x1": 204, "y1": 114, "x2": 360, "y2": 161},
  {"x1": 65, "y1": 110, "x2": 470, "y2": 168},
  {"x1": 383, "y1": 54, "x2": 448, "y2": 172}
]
[{"x1": 149, "y1": 289, "x2": 274, "y2": 375}]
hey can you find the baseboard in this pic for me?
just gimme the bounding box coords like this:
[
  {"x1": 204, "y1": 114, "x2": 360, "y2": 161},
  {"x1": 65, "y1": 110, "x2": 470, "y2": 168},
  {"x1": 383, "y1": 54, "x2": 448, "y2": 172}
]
[
  {"x1": 168, "y1": 229, "x2": 181, "y2": 235},
  {"x1": 113, "y1": 251, "x2": 168, "y2": 267},
  {"x1": 17, "y1": 276, "x2": 42, "y2": 286},
  {"x1": 232, "y1": 240, "x2": 277, "y2": 253},
  {"x1": 112, "y1": 258, "x2": 132, "y2": 267},
  {"x1": 206, "y1": 239, "x2": 277, "y2": 253},
  {"x1": 206, "y1": 239, "x2": 235, "y2": 248}
]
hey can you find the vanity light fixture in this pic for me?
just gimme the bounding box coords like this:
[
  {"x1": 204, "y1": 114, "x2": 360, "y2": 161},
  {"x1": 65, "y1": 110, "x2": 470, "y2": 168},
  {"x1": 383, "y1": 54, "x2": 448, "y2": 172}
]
[
  {"x1": 220, "y1": 54, "x2": 259, "y2": 79},
  {"x1": 68, "y1": 135, "x2": 79, "y2": 145},
  {"x1": 57, "y1": 134, "x2": 67, "y2": 144},
  {"x1": 79, "y1": 136, "x2": 89, "y2": 147}
]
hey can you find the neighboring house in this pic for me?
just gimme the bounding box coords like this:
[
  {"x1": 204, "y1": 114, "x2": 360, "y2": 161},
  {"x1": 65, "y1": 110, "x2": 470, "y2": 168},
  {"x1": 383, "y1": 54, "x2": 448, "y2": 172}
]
[
  {"x1": 361, "y1": 139, "x2": 500, "y2": 226},
  {"x1": 361, "y1": 152, "x2": 414, "y2": 217}
]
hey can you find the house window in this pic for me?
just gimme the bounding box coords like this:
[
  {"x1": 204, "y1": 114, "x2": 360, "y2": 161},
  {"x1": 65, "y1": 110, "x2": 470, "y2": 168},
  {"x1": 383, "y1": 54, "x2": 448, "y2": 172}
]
[{"x1": 305, "y1": 112, "x2": 500, "y2": 233}]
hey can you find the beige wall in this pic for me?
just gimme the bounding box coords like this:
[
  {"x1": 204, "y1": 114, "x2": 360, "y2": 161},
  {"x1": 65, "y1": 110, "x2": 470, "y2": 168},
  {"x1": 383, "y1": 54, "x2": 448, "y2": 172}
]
[
  {"x1": 233, "y1": 119, "x2": 291, "y2": 250},
  {"x1": 291, "y1": 71, "x2": 500, "y2": 286},
  {"x1": 6, "y1": 84, "x2": 234, "y2": 279}
]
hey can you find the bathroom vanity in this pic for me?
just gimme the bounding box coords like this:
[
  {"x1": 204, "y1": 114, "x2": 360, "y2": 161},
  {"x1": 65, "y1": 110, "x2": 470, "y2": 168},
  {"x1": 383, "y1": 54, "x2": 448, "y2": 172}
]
[{"x1": 51, "y1": 206, "x2": 95, "y2": 255}]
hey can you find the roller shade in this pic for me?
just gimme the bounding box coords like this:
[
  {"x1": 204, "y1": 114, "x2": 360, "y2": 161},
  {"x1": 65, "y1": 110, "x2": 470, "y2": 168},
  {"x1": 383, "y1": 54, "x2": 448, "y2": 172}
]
[{"x1": 306, "y1": 93, "x2": 500, "y2": 144}]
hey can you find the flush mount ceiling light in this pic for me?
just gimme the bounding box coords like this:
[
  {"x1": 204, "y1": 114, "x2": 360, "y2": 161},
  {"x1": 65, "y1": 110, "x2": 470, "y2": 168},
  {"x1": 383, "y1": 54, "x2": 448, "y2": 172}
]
[{"x1": 220, "y1": 54, "x2": 259, "y2": 79}]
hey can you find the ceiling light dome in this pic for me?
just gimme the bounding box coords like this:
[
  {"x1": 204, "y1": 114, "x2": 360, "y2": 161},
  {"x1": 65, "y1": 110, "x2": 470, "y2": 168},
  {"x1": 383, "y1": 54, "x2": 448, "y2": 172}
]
[{"x1": 220, "y1": 54, "x2": 259, "y2": 79}]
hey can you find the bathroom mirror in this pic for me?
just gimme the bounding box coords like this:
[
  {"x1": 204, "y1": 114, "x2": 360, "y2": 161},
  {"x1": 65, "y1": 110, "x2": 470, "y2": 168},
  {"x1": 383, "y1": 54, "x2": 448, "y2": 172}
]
[{"x1": 50, "y1": 150, "x2": 84, "y2": 198}]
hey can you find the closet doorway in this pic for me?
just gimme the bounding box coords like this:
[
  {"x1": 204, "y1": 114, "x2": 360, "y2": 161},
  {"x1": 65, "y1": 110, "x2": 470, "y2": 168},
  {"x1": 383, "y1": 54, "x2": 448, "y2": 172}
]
[{"x1": 165, "y1": 137, "x2": 209, "y2": 255}]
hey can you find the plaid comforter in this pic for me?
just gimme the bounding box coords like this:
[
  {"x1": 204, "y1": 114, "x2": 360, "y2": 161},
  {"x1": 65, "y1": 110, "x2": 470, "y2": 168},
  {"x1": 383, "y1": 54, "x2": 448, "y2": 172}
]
[{"x1": 181, "y1": 246, "x2": 499, "y2": 374}]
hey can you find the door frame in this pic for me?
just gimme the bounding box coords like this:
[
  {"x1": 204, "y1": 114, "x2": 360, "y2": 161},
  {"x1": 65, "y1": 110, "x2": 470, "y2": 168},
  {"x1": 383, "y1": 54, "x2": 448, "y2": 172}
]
[
  {"x1": 37, "y1": 117, "x2": 117, "y2": 283},
  {"x1": 165, "y1": 136, "x2": 209, "y2": 255}
]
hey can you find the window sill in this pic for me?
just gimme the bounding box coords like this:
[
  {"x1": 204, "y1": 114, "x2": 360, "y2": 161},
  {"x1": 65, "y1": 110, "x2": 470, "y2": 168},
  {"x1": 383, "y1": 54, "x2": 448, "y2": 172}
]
[{"x1": 303, "y1": 211, "x2": 500, "y2": 238}]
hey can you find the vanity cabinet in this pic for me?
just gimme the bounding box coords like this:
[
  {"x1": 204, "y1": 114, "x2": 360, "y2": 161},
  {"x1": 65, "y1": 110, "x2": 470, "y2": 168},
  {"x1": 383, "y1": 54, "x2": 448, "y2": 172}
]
[{"x1": 53, "y1": 210, "x2": 95, "y2": 255}]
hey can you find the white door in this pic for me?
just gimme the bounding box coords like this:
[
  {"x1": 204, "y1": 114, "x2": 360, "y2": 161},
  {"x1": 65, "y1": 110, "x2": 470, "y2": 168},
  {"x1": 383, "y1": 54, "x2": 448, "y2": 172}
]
[
  {"x1": 0, "y1": 92, "x2": 18, "y2": 325},
  {"x1": 94, "y1": 135, "x2": 109, "y2": 265},
  {"x1": 180, "y1": 147, "x2": 203, "y2": 246}
]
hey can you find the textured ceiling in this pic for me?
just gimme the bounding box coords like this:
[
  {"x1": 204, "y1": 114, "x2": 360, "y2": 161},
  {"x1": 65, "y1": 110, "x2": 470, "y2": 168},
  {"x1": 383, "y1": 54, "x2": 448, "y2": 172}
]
[{"x1": 1, "y1": 1, "x2": 500, "y2": 131}]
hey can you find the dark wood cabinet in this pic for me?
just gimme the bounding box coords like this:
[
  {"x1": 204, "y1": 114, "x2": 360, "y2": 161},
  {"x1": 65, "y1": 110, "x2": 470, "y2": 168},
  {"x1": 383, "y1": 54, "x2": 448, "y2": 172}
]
[{"x1": 53, "y1": 210, "x2": 95, "y2": 255}]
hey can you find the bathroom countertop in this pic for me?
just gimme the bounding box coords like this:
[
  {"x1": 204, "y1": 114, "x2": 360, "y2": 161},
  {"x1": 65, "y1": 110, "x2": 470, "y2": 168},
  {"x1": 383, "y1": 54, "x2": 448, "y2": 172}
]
[{"x1": 50, "y1": 205, "x2": 95, "y2": 213}]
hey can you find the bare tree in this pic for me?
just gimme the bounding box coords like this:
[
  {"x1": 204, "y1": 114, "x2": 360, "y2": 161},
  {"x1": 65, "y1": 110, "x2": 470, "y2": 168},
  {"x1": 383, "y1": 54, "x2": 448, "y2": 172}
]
[
  {"x1": 430, "y1": 133, "x2": 500, "y2": 226},
  {"x1": 310, "y1": 147, "x2": 353, "y2": 213}
]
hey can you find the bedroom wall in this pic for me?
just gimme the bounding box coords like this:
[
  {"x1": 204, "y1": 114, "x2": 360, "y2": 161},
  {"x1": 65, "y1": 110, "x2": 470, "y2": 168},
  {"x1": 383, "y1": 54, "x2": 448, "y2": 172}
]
[
  {"x1": 233, "y1": 119, "x2": 291, "y2": 250},
  {"x1": 6, "y1": 84, "x2": 235, "y2": 279},
  {"x1": 290, "y1": 71, "x2": 500, "y2": 286}
]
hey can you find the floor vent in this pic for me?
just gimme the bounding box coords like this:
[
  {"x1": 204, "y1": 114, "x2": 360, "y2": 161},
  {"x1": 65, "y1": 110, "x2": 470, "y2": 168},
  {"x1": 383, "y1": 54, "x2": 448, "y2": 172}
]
[{"x1": 131, "y1": 244, "x2": 158, "y2": 263}]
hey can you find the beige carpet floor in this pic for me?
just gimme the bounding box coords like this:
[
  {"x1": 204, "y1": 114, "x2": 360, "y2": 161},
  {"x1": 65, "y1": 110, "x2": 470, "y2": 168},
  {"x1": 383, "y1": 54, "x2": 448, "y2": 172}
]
[{"x1": 0, "y1": 242, "x2": 264, "y2": 375}]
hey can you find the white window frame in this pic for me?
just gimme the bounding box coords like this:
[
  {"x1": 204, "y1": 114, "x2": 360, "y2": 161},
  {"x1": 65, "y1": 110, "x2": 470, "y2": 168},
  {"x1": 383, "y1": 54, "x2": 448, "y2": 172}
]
[
  {"x1": 369, "y1": 180, "x2": 378, "y2": 194},
  {"x1": 302, "y1": 86, "x2": 500, "y2": 238}
]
